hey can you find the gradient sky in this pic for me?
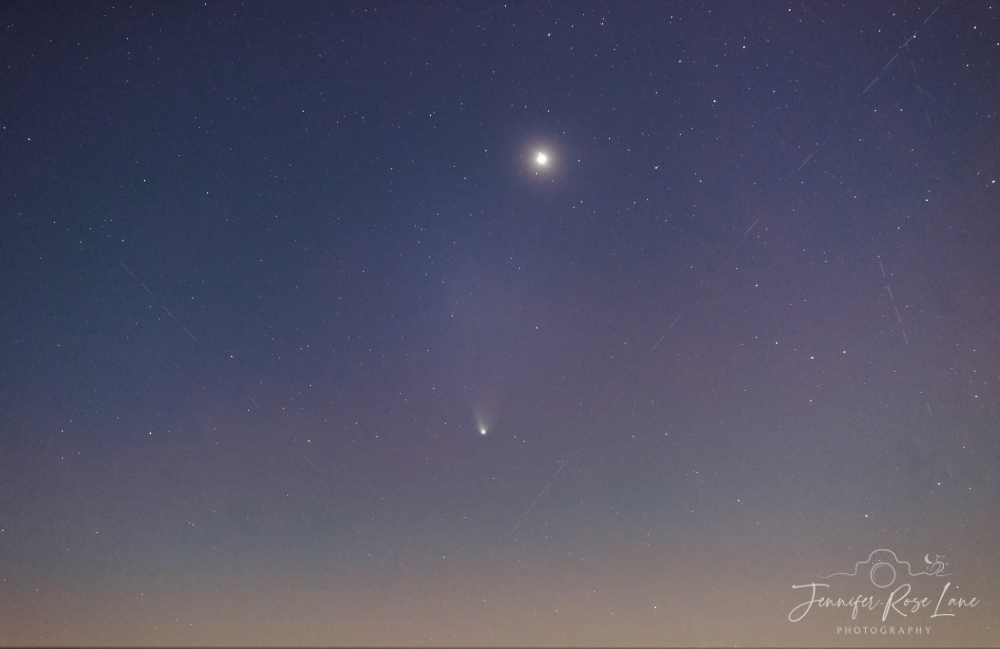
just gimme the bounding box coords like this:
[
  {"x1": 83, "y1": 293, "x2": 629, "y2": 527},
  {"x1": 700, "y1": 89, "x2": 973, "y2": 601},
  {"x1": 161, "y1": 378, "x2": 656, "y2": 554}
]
[{"x1": 2, "y1": 2, "x2": 999, "y2": 646}]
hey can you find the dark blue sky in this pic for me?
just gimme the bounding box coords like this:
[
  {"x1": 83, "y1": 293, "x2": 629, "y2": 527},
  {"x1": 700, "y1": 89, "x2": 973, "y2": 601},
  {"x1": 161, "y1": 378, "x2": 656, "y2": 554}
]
[{"x1": 2, "y1": 2, "x2": 999, "y2": 645}]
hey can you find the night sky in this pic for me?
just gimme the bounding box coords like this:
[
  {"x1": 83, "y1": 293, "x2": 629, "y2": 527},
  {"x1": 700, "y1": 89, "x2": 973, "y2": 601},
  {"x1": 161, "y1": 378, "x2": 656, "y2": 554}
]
[{"x1": 2, "y1": 2, "x2": 999, "y2": 646}]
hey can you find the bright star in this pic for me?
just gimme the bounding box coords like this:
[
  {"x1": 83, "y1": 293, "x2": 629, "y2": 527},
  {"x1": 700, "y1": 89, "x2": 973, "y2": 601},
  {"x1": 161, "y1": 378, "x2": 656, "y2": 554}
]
[{"x1": 524, "y1": 142, "x2": 556, "y2": 177}]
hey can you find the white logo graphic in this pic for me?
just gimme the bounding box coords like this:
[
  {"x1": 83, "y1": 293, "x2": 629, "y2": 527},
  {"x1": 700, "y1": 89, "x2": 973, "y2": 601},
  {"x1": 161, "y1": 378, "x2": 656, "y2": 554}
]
[{"x1": 789, "y1": 548, "x2": 979, "y2": 625}]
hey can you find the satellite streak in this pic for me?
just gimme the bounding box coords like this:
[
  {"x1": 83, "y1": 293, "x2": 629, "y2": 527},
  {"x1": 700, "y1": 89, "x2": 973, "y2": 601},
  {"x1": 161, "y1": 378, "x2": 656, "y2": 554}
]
[
  {"x1": 511, "y1": 392, "x2": 622, "y2": 534},
  {"x1": 799, "y1": 137, "x2": 830, "y2": 170},
  {"x1": 121, "y1": 262, "x2": 196, "y2": 342}
]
